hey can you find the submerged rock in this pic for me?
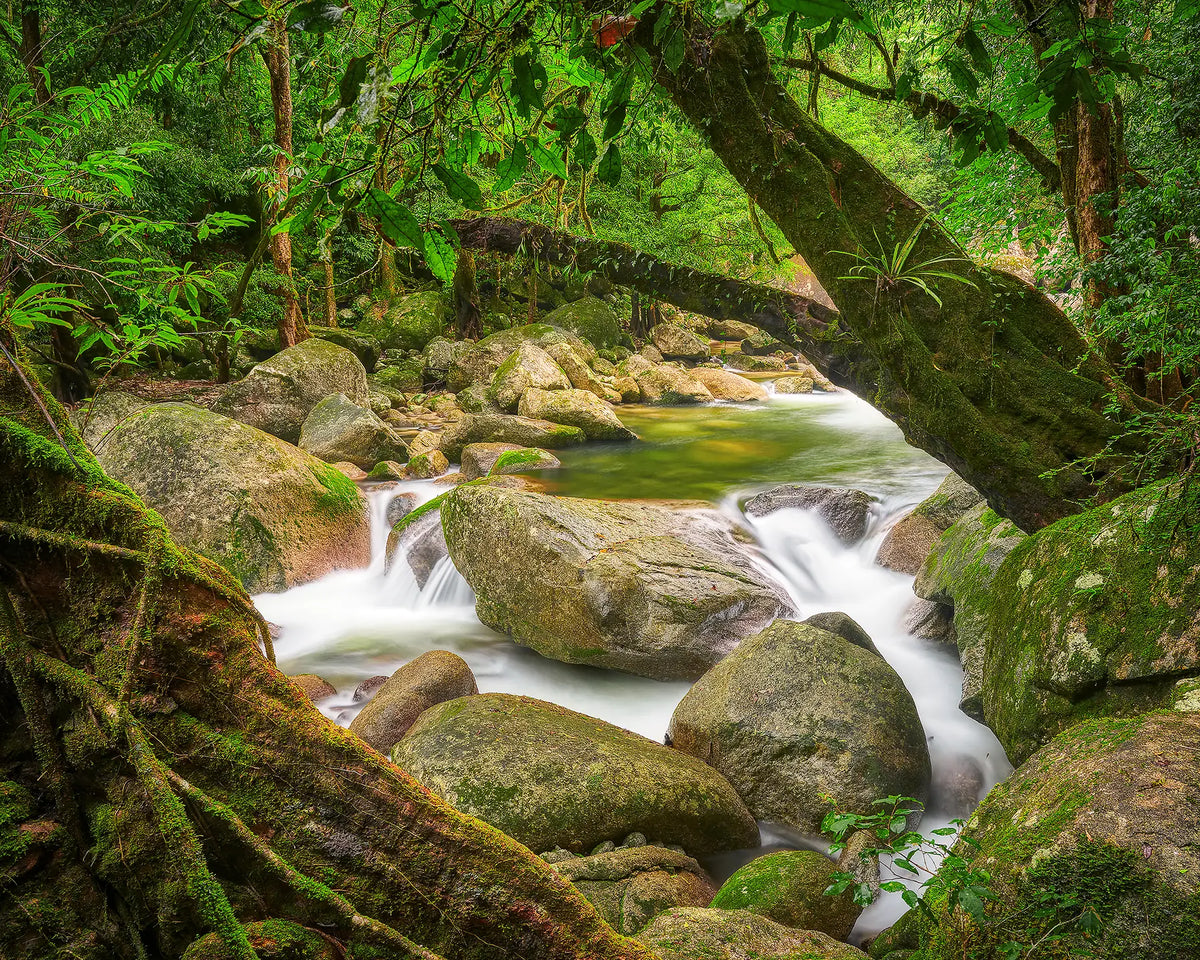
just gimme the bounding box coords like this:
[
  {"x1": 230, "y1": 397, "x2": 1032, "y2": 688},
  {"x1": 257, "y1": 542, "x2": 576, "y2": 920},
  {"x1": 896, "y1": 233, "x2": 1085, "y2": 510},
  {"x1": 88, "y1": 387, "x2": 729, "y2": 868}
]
[
  {"x1": 518, "y1": 387, "x2": 636, "y2": 441},
  {"x1": 93, "y1": 403, "x2": 369, "y2": 593},
  {"x1": 349, "y1": 651, "x2": 477, "y2": 754},
  {"x1": 743, "y1": 484, "x2": 876, "y2": 545},
  {"x1": 438, "y1": 412, "x2": 585, "y2": 461},
  {"x1": 877, "y1": 474, "x2": 984, "y2": 575},
  {"x1": 688, "y1": 367, "x2": 769, "y2": 402},
  {"x1": 667, "y1": 619, "x2": 930, "y2": 833},
  {"x1": 214, "y1": 339, "x2": 369, "y2": 443},
  {"x1": 636, "y1": 908, "x2": 867, "y2": 960},
  {"x1": 441, "y1": 485, "x2": 792, "y2": 680},
  {"x1": 299, "y1": 393, "x2": 408, "y2": 469},
  {"x1": 391, "y1": 693, "x2": 760, "y2": 855}
]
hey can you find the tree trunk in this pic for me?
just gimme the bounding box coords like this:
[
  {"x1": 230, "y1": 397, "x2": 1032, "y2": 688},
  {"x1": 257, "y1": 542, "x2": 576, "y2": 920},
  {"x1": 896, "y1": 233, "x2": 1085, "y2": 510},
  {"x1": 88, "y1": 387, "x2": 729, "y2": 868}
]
[
  {"x1": 0, "y1": 332, "x2": 648, "y2": 960},
  {"x1": 451, "y1": 249, "x2": 482, "y2": 340},
  {"x1": 319, "y1": 225, "x2": 337, "y2": 326},
  {"x1": 261, "y1": 18, "x2": 307, "y2": 347},
  {"x1": 625, "y1": 12, "x2": 1153, "y2": 532},
  {"x1": 19, "y1": 0, "x2": 50, "y2": 104}
]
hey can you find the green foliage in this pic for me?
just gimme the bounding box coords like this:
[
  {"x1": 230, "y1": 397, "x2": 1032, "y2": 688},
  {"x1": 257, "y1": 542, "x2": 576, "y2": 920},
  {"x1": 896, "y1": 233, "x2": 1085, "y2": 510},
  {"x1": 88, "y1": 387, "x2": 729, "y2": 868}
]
[{"x1": 834, "y1": 216, "x2": 975, "y2": 309}]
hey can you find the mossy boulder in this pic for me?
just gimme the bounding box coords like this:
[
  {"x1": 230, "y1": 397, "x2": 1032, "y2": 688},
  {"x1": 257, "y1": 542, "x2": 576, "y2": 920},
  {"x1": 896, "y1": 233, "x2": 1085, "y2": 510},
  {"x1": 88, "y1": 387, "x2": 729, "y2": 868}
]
[
  {"x1": 618, "y1": 355, "x2": 713, "y2": 404},
  {"x1": 422, "y1": 336, "x2": 473, "y2": 383},
  {"x1": 636, "y1": 908, "x2": 868, "y2": 960},
  {"x1": 349, "y1": 651, "x2": 477, "y2": 754},
  {"x1": 650, "y1": 323, "x2": 709, "y2": 361},
  {"x1": 741, "y1": 331, "x2": 790, "y2": 355},
  {"x1": 545, "y1": 340, "x2": 624, "y2": 403},
  {"x1": 543, "y1": 296, "x2": 626, "y2": 349},
  {"x1": 448, "y1": 324, "x2": 596, "y2": 393},
  {"x1": 404, "y1": 450, "x2": 449, "y2": 479},
  {"x1": 213, "y1": 338, "x2": 369, "y2": 443},
  {"x1": 667, "y1": 619, "x2": 930, "y2": 833},
  {"x1": 357, "y1": 291, "x2": 447, "y2": 351},
  {"x1": 298, "y1": 393, "x2": 408, "y2": 469},
  {"x1": 726, "y1": 352, "x2": 787, "y2": 372},
  {"x1": 309, "y1": 327, "x2": 381, "y2": 371},
  {"x1": 384, "y1": 508, "x2": 447, "y2": 589},
  {"x1": 460, "y1": 443, "x2": 561, "y2": 480},
  {"x1": 71, "y1": 390, "x2": 151, "y2": 449},
  {"x1": 94, "y1": 403, "x2": 369, "y2": 593},
  {"x1": 705, "y1": 319, "x2": 760, "y2": 341},
  {"x1": 550, "y1": 845, "x2": 718, "y2": 935},
  {"x1": 688, "y1": 367, "x2": 769, "y2": 402},
  {"x1": 913, "y1": 503, "x2": 1026, "y2": 719},
  {"x1": 913, "y1": 711, "x2": 1200, "y2": 960},
  {"x1": 773, "y1": 376, "x2": 814, "y2": 395},
  {"x1": 371, "y1": 357, "x2": 425, "y2": 394},
  {"x1": 518, "y1": 387, "x2": 637, "y2": 441},
  {"x1": 489, "y1": 341, "x2": 571, "y2": 411},
  {"x1": 440, "y1": 486, "x2": 792, "y2": 680},
  {"x1": 438, "y1": 412, "x2": 585, "y2": 461},
  {"x1": 877, "y1": 474, "x2": 984, "y2": 575},
  {"x1": 710, "y1": 850, "x2": 861, "y2": 941},
  {"x1": 982, "y1": 478, "x2": 1200, "y2": 764},
  {"x1": 391, "y1": 693, "x2": 760, "y2": 855},
  {"x1": 744, "y1": 485, "x2": 876, "y2": 545}
]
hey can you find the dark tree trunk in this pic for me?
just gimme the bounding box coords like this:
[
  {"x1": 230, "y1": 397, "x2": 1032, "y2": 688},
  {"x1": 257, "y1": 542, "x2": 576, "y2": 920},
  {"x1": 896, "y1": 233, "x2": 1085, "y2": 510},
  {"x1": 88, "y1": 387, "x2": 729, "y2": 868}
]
[
  {"x1": 451, "y1": 249, "x2": 482, "y2": 339},
  {"x1": 19, "y1": 0, "x2": 50, "y2": 104}
]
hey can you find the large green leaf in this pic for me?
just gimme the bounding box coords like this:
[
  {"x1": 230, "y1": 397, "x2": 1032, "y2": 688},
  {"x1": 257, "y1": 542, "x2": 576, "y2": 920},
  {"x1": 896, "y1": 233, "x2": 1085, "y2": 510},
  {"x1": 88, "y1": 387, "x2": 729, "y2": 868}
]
[
  {"x1": 433, "y1": 163, "x2": 483, "y2": 209},
  {"x1": 597, "y1": 143, "x2": 622, "y2": 184},
  {"x1": 287, "y1": 1, "x2": 349, "y2": 33},
  {"x1": 360, "y1": 187, "x2": 423, "y2": 249},
  {"x1": 530, "y1": 140, "x2": 568, "y2": 180},
  {"x1": 494, "y1": 141, "x2": 528, "y2": 192},
  {"x1": 423, "y1": 228, "x2": 456, "y2": 282}
]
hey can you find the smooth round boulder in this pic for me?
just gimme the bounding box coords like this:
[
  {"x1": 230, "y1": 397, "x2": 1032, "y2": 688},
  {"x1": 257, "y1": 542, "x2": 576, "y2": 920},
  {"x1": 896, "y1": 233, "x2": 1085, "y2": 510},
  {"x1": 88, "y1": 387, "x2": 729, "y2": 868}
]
[
  {"x1": 438, "y1": 412, "x2": 585, "y2": 461},
  {"x1": 636, "y1": 908, "x2": 867, "y2": 960},
  {"x1": 213, "y1": 339, "x2": 369, "y2": 443},
  {"x1": 489, "y1": 340, "x2": 571, "y2": 411},
  {"x1": 726, "y1": 352, "x2": 786, "y2": 372},
  {"x1": 299, "y1": 393, "x2": 408, "y2": 469},
  {"x1": 710, "y1": 850, "x2": 861, "y2": 941},
  {"x1": 356, "y1": 291, "x2": 447, "y2": 352},
  {"x1": 310, "y1": 327, "x2": 380, "y2": 371},
  {"x1": 93, "y1": 403, "x2": 369, "y2": 593},
  {"x1": 744, "y1": 484, "x2": 876, "y2": 544},
  {"x1": 543, "y1": 296, "x2": 626, "y2": 349},
  {"x1": 773, "y1": 376, "x2": 814, "y2": 395},
  {"x1": 688, "y1": 367, "x2": 769, "y2": 402},
  {"x1": 705, "y1": 319, "x2": 760, "y2": 341},
  {"x1": 71, "y1": 390, "x2": 151, "y2": 449},
  {"x1": 667, "y1": 619, "x2": 930, "y2": 833},
  {"x1": 441, "y1": 485, "x2": 793, "y2": 680},
  {"x1": 460, "y1": 442, "x2": 560, "y2": 480},
  {"x1": 544, "y1": 341, "x2": 623, "y2": 403},
  {"x1": 518, "y1": 387, "x2": 636, "y2": 440},
  {"x1": 290, "y1": 674, "x2": 337, "y2": 703},
  {"x1": 448, "y1": 324, "x2": 596, "y2": 393},
  {"x1": 650, "y1": 322, "x2": 709, "y2": 361},
  {"x1": 349, "y1": 651, "x2": 477, "y2": 754},
  {"x1": 618, "y1": 354, "x2": 713, "y2": 404},
  {"x1": 404, "y1": 450, "x2": 449, "y2": 479},
  {"x1": 877, "y1": 474, "x2": 984, "y2": 575},
  {"x1": 741, "y1": 331, "x2": 790, "y2": 355},
  {"x1": 391, "y1": 693, "x2": 760, "y2": 855}
]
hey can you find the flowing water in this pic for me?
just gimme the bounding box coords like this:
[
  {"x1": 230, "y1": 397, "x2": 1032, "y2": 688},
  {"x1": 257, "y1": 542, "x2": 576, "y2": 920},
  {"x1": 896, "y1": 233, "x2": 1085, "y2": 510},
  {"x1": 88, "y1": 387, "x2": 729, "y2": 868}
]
[{"x1": 255, "y1": 388, "x2": 1011, "y2": 938}]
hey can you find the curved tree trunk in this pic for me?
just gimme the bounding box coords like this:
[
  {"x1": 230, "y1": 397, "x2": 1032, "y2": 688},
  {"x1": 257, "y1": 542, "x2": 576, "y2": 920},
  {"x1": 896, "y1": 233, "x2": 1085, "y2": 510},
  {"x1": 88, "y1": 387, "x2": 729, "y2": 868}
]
[
  {"x1": 0, "y1": 333, "x2": 647, "y2": 960},
  {"x1": 623, "y1": 12, "x2": 1154, "y2": 532}
]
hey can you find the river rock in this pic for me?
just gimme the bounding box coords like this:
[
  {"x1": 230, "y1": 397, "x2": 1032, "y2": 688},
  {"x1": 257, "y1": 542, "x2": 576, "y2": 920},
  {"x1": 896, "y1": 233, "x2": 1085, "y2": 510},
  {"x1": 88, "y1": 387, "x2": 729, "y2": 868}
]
[
  {"x1": 460, "y1": 443, "x2": 560, "y2": 480},
  {"x1": 773, "y1": 376, "x2": 813, "y2": 394},
  {"x1": 710, "y1": 850, "x2": 861, "y2": 941},
  {"x1": 545, "y1": 341, "x2": 623, "y2": 403},
  {"x1": 422, "y1": 336, "x2": 472, "y2": 383},
  {"x1": 352, "y1": 675, "x2": 388, "y2": 702},
  {"x1": 550, "y1": 845, "x2": 717, "y2": 935},
  {"x1": 385, "y1": 492, "x2": 419, "y2": 526},
  {"x1": 213, "y1": 339, "x2": 369, "y2": 443},
  {"x1": 448, "y1": 324, "x2": 596, "y2": 393},
  {"x1": 650, "y1": 323, "x2": 709, "y2": 361},
  {"x1": 93, "y1": 403, "x2": 370, "y2": 593},
  {"x1": 438, "y1": 412, "x2": 584, "y2": 461},
  {"x1": 741, "y1": 331, "x2": 790, "y2": 355},
  {"x1": 371, "y1": 357, "x2": 424, "y2": 394},
  {"x1": 385, "y1": 508, "x2": 447, "y2": 589},
  {"x1": 705, "y1": 319, "x2": 760, "y2": 341},
  {"x1": 914, "y1": 503, "x2": 1026, "y2": 720},
  {"x1": 543, "y1": 296, "x2": 626, "y2": 349},
  {"x1": 518, "y1": 387, "x2": 636, "y2": 441},
  {"x1": 489, "y1": 341, "x2": 571, "y2": 411},
  {"x1": 357, "y1": 291, "x2": 447, "y2": 352},
  {"x1": 795, "y1": 358, "x2": 837, "y2": 391},
  {"x1": 71, "y1": 390, "x2": 152, "y2": 449},
  {"x1": 667, "y1": 619, "x2": 930, "y2": 833},
  {"x1": 982, "y1": 478, "x2": 1200, "y2": 764},
  {"x1": 877, "y1": 474, "x2": 985, "y2": 575},
  {"x1": 688, "y1": 367, "x2": 769, "y2": 402},
  {"x1": 725, "y1": 352, "x2": 787, "y2": 372},
  {"x1": 618, "y1": 354, "x2": 713, "y2": 405},
  {"x1": 803, "y1": 611, "x2": 880, "y2": 657},
  {"x1": 299, "y1": 393, "x2": 408, "y2": 469},
  {"x1": 290, "y1": 674, "x2": 337, "y2": 702},
  {"x1": 744, "y1": 484, "x2": 876, "y2": 544},
  {"x1": 404, "y1": 450, "x2": 449, "y2": 479},
  {"x1": 349, "y1": 651, "x2": 478, "y2": 754},
  {"x1": 310, "y1": 327, "x2": 381, "y2": 372},
  {"x1": 636, "y1": 908, "x2": 867, "y2": 960},
  {"x1": 913, "y1": 711, "x2": 1200, "y2": 959},
  {"x1": 391, "y1": 693, "x2": 760, "y2": 854},
  {"x1": 441, "y1": 485, "x2": 792, "y2": 680}
]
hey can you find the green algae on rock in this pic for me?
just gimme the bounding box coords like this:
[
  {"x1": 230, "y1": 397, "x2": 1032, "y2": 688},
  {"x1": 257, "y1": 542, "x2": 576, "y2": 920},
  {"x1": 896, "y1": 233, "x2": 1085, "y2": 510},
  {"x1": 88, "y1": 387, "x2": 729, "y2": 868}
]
[
  {"x1": 636, "y1": 907, "x2": 868, "y2": 960},
  {"x1": 543, "y1": 296, "x2": 628, "y2": 350},
  {"x1": 356, "y1": 290, "x2": 448, "y2": 351},
  {"x1": 391, "y1": 693, "x2": 760, "y2": 855},
  {"x1": 298, "y1": 393, "x2": 408, "y2": 469},
  {"x1": 518, "y1": 387, "x2": 637, "y2": 441}
]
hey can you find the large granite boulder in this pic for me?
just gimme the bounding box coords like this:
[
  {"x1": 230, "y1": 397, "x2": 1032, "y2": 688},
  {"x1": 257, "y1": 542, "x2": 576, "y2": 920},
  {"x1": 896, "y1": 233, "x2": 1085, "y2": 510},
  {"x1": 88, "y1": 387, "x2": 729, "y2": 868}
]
[
  {"x1": 422, "y1": 336, "x2": 473, "y2": 384},
  {"x1": 637, "y1": 909, "x2": 867, "y2": 960},
  {"x1": 93, "y1": 403, "x2": 369, "y2": 593},
  {"x1": 391, "y1": 693, "x2": 760, "y2": 854},
  {"x1": 460, "y1": 443, "x2": 561, "y2": 480},
  {"x1": 725, "y1": 352, "x2": 786, "y2": 372},
  {"x1": 441, "y1": 485, "x2": 792, "y2": 680},
  {"x1": 518, "y1": 387, "x2": 636, "y2": 441},
  {"x1": 488, "y1": 341, "x2": 571, "y2": 411},
  {"x1": 309, "y1": 327, "x2": 381, "y2": 371},
  {"x1": 438, "y1": 412, "x2": 585, "y2": 461},
  {"x1": 877, "y1": 474, "x2": 985, "y2": 575},
  {"x1": 298, "y1": 393, "x2": 408, "y2": 469},
  {"x1": 544, "y1": 341, "x2": 623, "y2": 403},
  {"x1": 71, "y1": 390, "x2": 151, "y2": 449},
  {"x1": 543, "y1": 296, "x2": 626, "y2": 349},
  {"x1": 982, "y1": 478, "x2": 1200, "y2": 763},
  {"x1": 650, "y1": 323, "x2": 709, "y2": 361},
  {"x1": 213, "y1": 339, "x2": 368, "y2": 443},
  {"x1": 356, "y1": 291, "x2": 447, "y2": 352},
  {"x1": 667, "y1": 619, "x2": 930, "y2": 833},
  {"x1": 705, "y1": 319, "x2": 760, "y2": 341},
  {"x1": 618, "y1": 354, "x2": 713, "y2": 404},
  {"x1": 448, "y1": 324, "x2": 596, "y2": 393},
  {"x1": 688, "y1": 367, "x2": 769, "y2": 402},
  {"x1": 744, "y1": 484, "x2": 876, "y2": 545}
]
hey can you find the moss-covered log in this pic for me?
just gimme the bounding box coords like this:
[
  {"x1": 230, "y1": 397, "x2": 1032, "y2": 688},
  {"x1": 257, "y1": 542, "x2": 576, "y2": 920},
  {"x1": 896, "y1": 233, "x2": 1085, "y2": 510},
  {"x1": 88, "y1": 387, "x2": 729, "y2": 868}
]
[
  {"x1": 619, "y1": 13, "x2": 1156, "y2": 532},
  {"x1": 0, "y1": 332, "x2": 648, "y2": 959}
]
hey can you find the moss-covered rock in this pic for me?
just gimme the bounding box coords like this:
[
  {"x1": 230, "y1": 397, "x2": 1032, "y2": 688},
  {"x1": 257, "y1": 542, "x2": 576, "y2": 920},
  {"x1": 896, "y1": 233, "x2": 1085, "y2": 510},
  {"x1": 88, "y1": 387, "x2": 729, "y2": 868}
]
[
  {"x1": 667, "y1": 620, "x2": 930, "y2": 833},
  {"x1": 743, "y1": 485, "x2": 876, "y2": 545},
  {"x1": 94, "y1": 403, "x2": 369, "y2": 592},
  {"x1": 391, "y1": 693, "x2": 759, "y2": 855},
  {"x1": 422, "y1": 336, "x2": 473, "y2": 384},
  {"x1": 298, "y1": 393, "x2": 408, "y2": 469},
  {"x1": 982, "y1": 478, "x2": 1200, "y2": 763},
  {"x1": 357, "y1": 291, "x2": 448, "y2": 351},
  {"x1": 349, "y1": 651, "x2": 478, "y2": 754},
  {"x1": 384, "y1": 508, "x2": 447, "y2": 588},
  {"x1": 404, "y1": 449, "x2": 449, "y2": 479},
  {"x1": 70, "y1": 390, "x2": 152, "y2": 449},
  {"x1": 636, "y1": 908, "x2": 868, "y2": 959},
  {"x1": 774, "y1": 376, "x2": 814, "y2": 394},
  {"x1": 545, "y1": 340, "x2": 624, "y2": 403},
  {"x1": 441, "y1": 486, "x2": 792, "y2": 680},
  {"x1": 438, "y1": 412, "x2": 585, "y2": 461},
  {"x1": 544, "y1": 296, "x2": 627, "y2": 350},
  {"x1": 489, "y1": 341, "x2": 571, "y2": 411},
  {"x1": 371, "y1": 357, "x2": 425, "y2": 394},
  {"x1": 915, "y1": 711, "x2": 1200, "y2": 960},
  {"x1": 725, "y1": 352, "x2": 787, "y2": 372},
  {"x1": 913, "y1": 504, "x2": 1026, "y2": 719},
  {"x1": 618, "y1": 355, "x2": 713, "y2": 404},
  {"x1": 551, "y1": 845, "x2": 717, "y2": 935},
  {"x1": 182, "y1": 919, "x2": 340, "y2": 960},
  {"x1": 213, "y1": 339, "x2": 369, "y2": 443},
  {"x1": 518, "y1": 387, "x2": 637, "y2": 441},
  {"x1": 460, "y1": 442, "x2": 561, "y2": 480},
  {"x1": 710, "y1": 850, "x2": 861, "y2": 941},
  {"x1": 705, "y1": 319, "x2": 761, "y2": 341},
  {"x1": 741, "y1": 331, "x2": 790, "y2": 355},
  {"x1": 448, "y1": 324, "x2": 597, "y2": 393},
  {"x1": 309, "y1": 327, "x2": 381, "y2": 371},
  {"x1": 877, "y1": 474, "x2": 984, "y2": 575},
  {"x1": 650, "y1": 323, "x2": 710, "y2": 361},
  {"x1": 688, "y1": 367, "x2": 769, "y2": 402}
]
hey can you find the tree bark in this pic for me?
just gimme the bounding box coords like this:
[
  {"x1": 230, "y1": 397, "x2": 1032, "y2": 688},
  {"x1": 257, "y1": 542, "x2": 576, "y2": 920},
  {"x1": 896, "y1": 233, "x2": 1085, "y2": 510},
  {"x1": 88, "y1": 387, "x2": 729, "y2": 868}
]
[
  {"x1": 261, "y1": 18, "x2": 307, "y2": 347},
  {"x1": 19, "y1": 0, "x2": 50, "y2": 104},
  {"x1": 623, "y1": 12, "x2": 1153, "y2": 532},
  {"x1": 0, "y1": 333, "x2": 648, "y2": 960},
  {"x1": 451, "y1": 249, "x2": 482, "y2": 340}
]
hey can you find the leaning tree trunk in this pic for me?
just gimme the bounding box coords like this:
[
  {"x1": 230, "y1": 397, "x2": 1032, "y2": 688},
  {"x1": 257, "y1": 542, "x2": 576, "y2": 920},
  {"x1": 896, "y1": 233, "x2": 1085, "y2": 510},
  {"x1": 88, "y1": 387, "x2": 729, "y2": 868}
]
[
  {"x1": 0, "y1": 332, "x2": 648, "y2": 960},
  {"x1": 619, "y1": 11, "x2": 1155, "y2": 532}
]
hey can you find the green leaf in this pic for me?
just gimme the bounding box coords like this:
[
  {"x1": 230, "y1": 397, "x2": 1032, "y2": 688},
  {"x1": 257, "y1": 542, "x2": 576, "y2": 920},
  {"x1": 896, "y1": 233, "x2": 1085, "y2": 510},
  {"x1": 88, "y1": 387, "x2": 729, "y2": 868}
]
[
  {"x1": 336, "y1": 56, "x2": 371, "y2": 112},
  {"x1": 494, "y1": 141, "x2": 528, "y2": 192},
  {"x1": 895, "y1": 67, "x2": 918, "y2": 101},
  {"x1": 550, "y1": 105, "x2": 588, "y2": 143},
  {"x1": 957, "y1": 887, "x2": 987, "y2": 923},
  {"x1": 602, "y1": 102, "x2": 627, "y2": 142},
  {"x1": 765, "y1": 0, "x2": 873, "y2": 32},
  {"x1": 663, "y1": 26, "x2": 686, "y2": 73},
  {"x1": 510, "y1": 52, "x2": 547, "y2": 119},
  {"x1": 653, "y1": 6, "x2": 675, "y2": 45},
  {"x1": 423, "y1": 229, "x2": 456, "y2": 282},
  {"x1": 287, "y1": 1, "x2": 349, "y2": 33},
  {"x1": 433, "y1": 163, "x2": 483, "y2": 209},
  {"x1": 983, "y1": 113, "x2": 1007, "y2": 152},
  {"x1": 945, "y1": 56, "x2": 979, "y2": 96},
  {"x1": 960, "y1": 28, "x2": 994, "y2": 77},
  {"x1": 360, "y1": 187, "x2": 423, "y2": 248},
  {"x1": 573, "y1": 129, "x2": 598, "y2": 171},
  {"x1": 530, "y1": 140, "x2": 568, "y2": 180},
  {"x1": 597, "y1": 143, "x2": 622, "y2": 184}
]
